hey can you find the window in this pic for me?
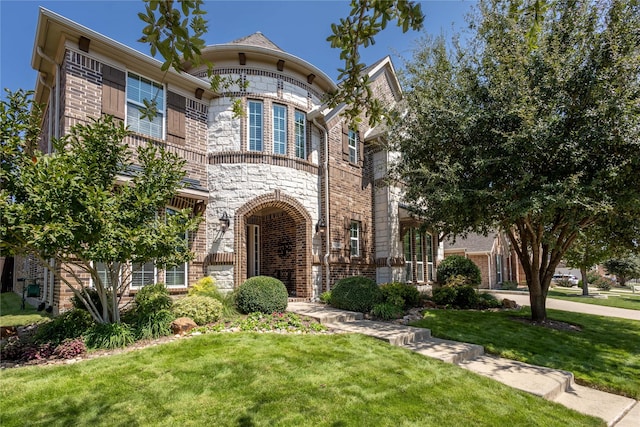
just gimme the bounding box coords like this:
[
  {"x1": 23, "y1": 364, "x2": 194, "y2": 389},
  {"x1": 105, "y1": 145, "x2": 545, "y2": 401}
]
[
  {"x1": 92, "y1": 262, "x2": 121, "y2": 287},
  {"x1": 165, "y1": 208, "x2": 188, "y2": 288},
  {"x1": 131, "y1": 261, "x2": 156, "y2": 288},
  {"x1": 248, "y1": 100, "x2": 263, "y2": 151},
  {"x1": 404, "y1": 229, "x2": 432, "y2": 283},
  {"x1": 294, "y1": 110, "x2": 306, "y2": 159},
  {"x1": 126, "y1": 73, "x2": 164, "y2": 139},
  {"x1": 273, "y1": 104, "x2": 287, "y2": 155},
  {"x1": 348, "y1": 129, "x2": 358, "y2": 164},
  {"x1": 350, "y1": 221, "x2": 360, "y2": 257}
]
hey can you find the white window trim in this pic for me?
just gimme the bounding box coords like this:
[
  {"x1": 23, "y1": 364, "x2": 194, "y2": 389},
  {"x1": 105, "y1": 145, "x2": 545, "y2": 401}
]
[
  {"x1": 350, "y1": 221, "x2": 360, "y2": 257},
  {"x1": 248, "y1": 100, "x2": 263, "y2": 152},
  {"x1": 125, "y1": 72, "x2": 165, "y2": 140},
  {"x1": 294, "y1": 110, "x2": 306, "y2": 159},
  {"x1": 90, "y1": 261, "x2": 122, "y2": 288},
  {"x1": 348, "y1": 129, "x2": 358, "y2": 164},
  {"x1": 131, "y1": 261, "x2": 158, "y2": 289},
  {"x1": 272, "y1": 104, "x2": 287, "y2": 155}
]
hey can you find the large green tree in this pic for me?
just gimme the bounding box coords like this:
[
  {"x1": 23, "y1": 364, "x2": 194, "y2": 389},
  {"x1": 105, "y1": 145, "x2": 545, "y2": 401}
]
[
  {"x1": 392, "y1": 0, "x2": 640, "y2": 321},
  {"x1": 0, "y1": 90, "x2": 200, "y2": 324}
]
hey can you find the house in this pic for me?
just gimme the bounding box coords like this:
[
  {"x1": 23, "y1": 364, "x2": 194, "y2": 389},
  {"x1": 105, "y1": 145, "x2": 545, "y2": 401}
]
[
  {"x1": 443, "y1": 231, "x2": 524, "y2": 288},
  {"x1": 9, "y1": 8, "x2": 444, "y2": 314}
]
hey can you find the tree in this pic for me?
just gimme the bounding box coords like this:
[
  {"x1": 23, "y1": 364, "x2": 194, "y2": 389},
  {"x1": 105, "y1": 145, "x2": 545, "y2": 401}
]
[
  {"x1": 0, "y1": 90, "x2": 200, "y2": 324},
  {"x1": 391, "y1": 0, "x2": 640, "y2": 321},
  {"x1": 603, "y1": 254, "x2": 640, "y2": 287}
]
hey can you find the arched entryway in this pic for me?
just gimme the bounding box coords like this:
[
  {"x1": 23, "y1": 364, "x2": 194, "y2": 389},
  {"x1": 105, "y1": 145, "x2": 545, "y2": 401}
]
[{"x1": 234, "y1": 190, "x2": 312, "y2": 299}]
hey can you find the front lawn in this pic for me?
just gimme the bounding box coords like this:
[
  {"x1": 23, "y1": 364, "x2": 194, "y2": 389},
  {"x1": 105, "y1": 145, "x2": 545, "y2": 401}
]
[
  {"x1": 547, "y1": 288, "x2": 640, "y2": 311},
  {"x1": 0, "y1": 292, "x2": 51, "y2": 327},
  {"x1": 410, "y1": 307, "x2": 640, "y2": 399},
  {"x1": 0, "y1": 333, "x2": 601, "y2": 427}
]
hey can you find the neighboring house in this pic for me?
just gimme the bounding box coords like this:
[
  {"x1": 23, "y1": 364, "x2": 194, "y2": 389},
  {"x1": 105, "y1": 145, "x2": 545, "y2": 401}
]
[
  {"x1": 443, "y1": 231, "x2": 524, "y2": 288},
  {"x1": 11, "y1": 8, "x2": 443, "y2": 313}
]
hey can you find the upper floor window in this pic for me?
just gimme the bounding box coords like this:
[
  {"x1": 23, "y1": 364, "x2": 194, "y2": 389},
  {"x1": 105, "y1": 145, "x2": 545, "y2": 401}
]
[
  {"x1": 126, "y1": 73, "x2": 164, "y2": 139},
  {"x1": 294, "y1": 111, "x2": 306, "y2": 159},
  {"x1": 348, "y1": 129, "x2": 358, "y2": 164},
  {"x1": 273, "y1": 104, "x2": 287, "y2": 155},
  {"x1": 248, "y1": 100, "x2": 263, "y2": 152},
  {"x1": 350, "y1": 221, "x2": 361, "y2": 257}
]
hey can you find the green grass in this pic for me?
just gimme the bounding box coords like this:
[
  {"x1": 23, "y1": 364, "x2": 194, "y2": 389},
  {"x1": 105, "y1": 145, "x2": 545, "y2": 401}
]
[
  {"x1": 547, "y1": 288, "x2": 640, "y2": 311},
  {"x1": 0, "y1": 292, "x2": 51, "y2": 327},
  {"x1": 0, "y1": 333, "x2": 602, "y2": 427},
  {"x1": 411, "y1": 308, "x2": 640, "y2": 399}
]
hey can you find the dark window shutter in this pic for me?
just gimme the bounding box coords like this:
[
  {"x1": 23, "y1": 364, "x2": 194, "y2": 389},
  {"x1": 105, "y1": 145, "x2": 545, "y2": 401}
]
[
  {"x1": 341, "y1": 123, "x2": 350, "y2": 161},
  {"x1": 101, "y1": 65, "x2": 125, "y2": 120},
  {"x1": 167, "y1": 91, "x2": 186, "y2": 145}
]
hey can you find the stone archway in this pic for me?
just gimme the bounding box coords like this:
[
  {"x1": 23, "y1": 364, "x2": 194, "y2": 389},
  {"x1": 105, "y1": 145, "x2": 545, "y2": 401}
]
[{"x1": 234, "y1": 190, "x2": 312, "y2": 299}]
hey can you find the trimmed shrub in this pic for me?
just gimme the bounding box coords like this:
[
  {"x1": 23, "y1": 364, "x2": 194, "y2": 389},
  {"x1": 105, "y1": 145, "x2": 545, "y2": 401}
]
[
  {"x1": 455, "y1": 285, "x2": 479, "y2": 308},
  {"x1": 236, "y1": 276, "x2": 289, "y2": 314},
  {"x1": 330, "y1": 276, "x2": 382, "y2": 313},
  {"x1": 84, "y1": 322, "x2": 135, "y2": 349},
  {"x1": 432, "y1": 286, "x2": 458, "y2": 306},
  {"x1": 34, "y1": 309, "x2": 95, "y2": 345},
  {"x1": 171, "y1": 295, "x2": 223, "y2": 325},
  {"x1": 477, "y1": 292, "x2": 502, "y2": 309},
  {"x1": 380, "y1": 282, "x2": 420, "y2": 310},
  {"x1": 500, "y1": 280, "x2": 518, "y2": 290},
  {"x1": 134, "y1": 283, "x2": 172, "y2": 317},
  {"x1": 371, "y1": 302, "x2": 405, "y2": 320},
  {"x1": 437, "y1": 255, "x2": 481, "y2": 286}
]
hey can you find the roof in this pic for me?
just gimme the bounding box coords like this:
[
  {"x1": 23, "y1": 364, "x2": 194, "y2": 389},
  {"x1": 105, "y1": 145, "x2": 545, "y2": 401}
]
[
  {"x1": 228, "y1": 32, "x2": 283, "y2": 52},
  {"x1": 444, "y1": 232, "x2": 499, "y2": 253}
]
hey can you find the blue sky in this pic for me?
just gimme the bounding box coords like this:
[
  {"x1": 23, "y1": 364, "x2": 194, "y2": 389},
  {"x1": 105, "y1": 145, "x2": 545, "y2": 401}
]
[{"x1": 0, "y1": 0, "x2": 475, "y2": 100}]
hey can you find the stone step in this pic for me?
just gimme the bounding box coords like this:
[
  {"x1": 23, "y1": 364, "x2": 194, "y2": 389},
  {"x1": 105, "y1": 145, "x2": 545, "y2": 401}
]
[
  {"x1": 326, "y1": 320, "x2": 431, "y2": 346},
  {"x1": 287, "y1": 302, "x2": 363, "y2": 324},
  {"x1": 555, "y1": 383, "x2": 637, "y2": 427},
  {"x1": 458, "y1": 355, "x2": 574, "y2": 401},
  {"x1": 402, "y1": 337, "x2": 484, "y2": 364}
]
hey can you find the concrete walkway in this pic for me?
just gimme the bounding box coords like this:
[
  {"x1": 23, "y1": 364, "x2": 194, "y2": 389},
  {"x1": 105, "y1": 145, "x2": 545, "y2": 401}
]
[
  {"x1": 489, "y1": 291, "x2": 640, "y2": 321},
  {"x1": 287, "y1": 302, "x2": 638, "y2": 427}
]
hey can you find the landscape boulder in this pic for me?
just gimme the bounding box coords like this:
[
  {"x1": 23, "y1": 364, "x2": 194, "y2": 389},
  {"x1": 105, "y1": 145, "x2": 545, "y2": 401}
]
[{"x1": 170, "y1": 317, "x2": 198, "y2": 335}]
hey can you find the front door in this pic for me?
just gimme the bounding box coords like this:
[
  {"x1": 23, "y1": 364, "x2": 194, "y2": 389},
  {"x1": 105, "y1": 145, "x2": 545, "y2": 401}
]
[{"x1": 246, "y1": 224, "x2": 260, "y2": 278}]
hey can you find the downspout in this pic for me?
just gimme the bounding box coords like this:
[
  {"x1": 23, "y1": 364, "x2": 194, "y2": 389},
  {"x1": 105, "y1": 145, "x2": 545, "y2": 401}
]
[{"x1": 313, "y1": 118, "x2": 331, "y2": 292}]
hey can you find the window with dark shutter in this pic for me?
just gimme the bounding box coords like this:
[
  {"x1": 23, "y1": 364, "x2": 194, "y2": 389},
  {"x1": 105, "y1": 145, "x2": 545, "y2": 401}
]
[
  {"x1": 358, "y1": 131, "x2": 364, "y2": 166},
  {"x1": 166, "y1": 91, "x2": 186, "y2": 145},
  {"x1": 341, "y1": 123, "x2": 350, "y2": 161},
  {"x1": 101, "y1": 65, "x2": 126, "y2": 120}
]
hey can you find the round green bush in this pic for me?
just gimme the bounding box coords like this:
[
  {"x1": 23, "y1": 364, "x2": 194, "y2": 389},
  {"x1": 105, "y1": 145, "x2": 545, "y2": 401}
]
[
  {"x1": 454, "y1": 285, "x2": 479, "y2": 308},
  {"x1": 236, "y1": 276, "x2": 289, "y2": 314},
  {"x1": 437, "y1": 255, "x2": 482, "y2": 286},
  {"x1": 171, "y1": 295, "x2": 223, "y2": 325},
  {"x1": 371, "y1": 302, "x2": 405, "y2": 320},
  {"x1": 380, "y1": 282, "x2": 420, "y2": 309},
  {"x1": 330, "y1": 276, "x2": 382, "y2": 313},
  {"x1": 477, "y1": 292, "x2": 502, "y2": 309},
  {"x1": 432, "y1": 286, "x2": 458, "y2": 306},
  {"x1": 134, "y1": 283, "x2": 172, "y2": 317}
]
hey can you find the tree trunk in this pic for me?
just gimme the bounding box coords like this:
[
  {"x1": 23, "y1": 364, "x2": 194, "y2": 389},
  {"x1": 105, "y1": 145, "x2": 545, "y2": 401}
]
[
  {"x1": 581, "y1": 266, "x2": 589, "y2": 296},
  {"x1": 529, "y1": 291, "x2": 547, "y2": 322}
]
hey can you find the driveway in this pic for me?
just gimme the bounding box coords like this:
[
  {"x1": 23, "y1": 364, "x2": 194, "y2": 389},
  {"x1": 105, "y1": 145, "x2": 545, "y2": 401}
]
[{"x1": 490, "y1": 291, "x2": 640, "y2": 321}]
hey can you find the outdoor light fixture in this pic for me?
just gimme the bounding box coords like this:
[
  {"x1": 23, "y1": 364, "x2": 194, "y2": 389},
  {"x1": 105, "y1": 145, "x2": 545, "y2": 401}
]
[
  {"x1": 239, "y1": 52, "x2": 246, "y2": 65},
  {"x1": 316, "y1": 217, "x2": 326, "y2": 233},
  {"x1": 195, "y1": 87, "x2": 204, "y2": 100},
  {"x1": 219, "y1": 211, "x2": 230, "y2": 233},
  {"x1": 277, "y1": 59, "x2": 285, "y2": 71},
  {"x1": 307, "y1": 73, "x2": 316, "y2": 84},
  {"x1": 78, "y1": 36, "x2": 91, "y2": 52}
]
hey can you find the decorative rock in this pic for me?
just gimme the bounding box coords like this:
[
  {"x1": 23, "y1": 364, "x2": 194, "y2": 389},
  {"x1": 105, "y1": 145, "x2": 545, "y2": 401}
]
[
  {"x1": 171, "y1": 317, "x2": 198, "y2": 335},
  {"x1": 502, "y1": 299, "x2": 518, "y2": 309}
]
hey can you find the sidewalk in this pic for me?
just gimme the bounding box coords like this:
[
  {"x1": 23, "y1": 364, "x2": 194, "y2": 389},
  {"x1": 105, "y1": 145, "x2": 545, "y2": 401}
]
[
  {"x1": 287, "y1": 302, "x2": 638, "y2": 427},
  {"x1": 489, "y1": 291, "x2": 640, "y2": 321}
]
